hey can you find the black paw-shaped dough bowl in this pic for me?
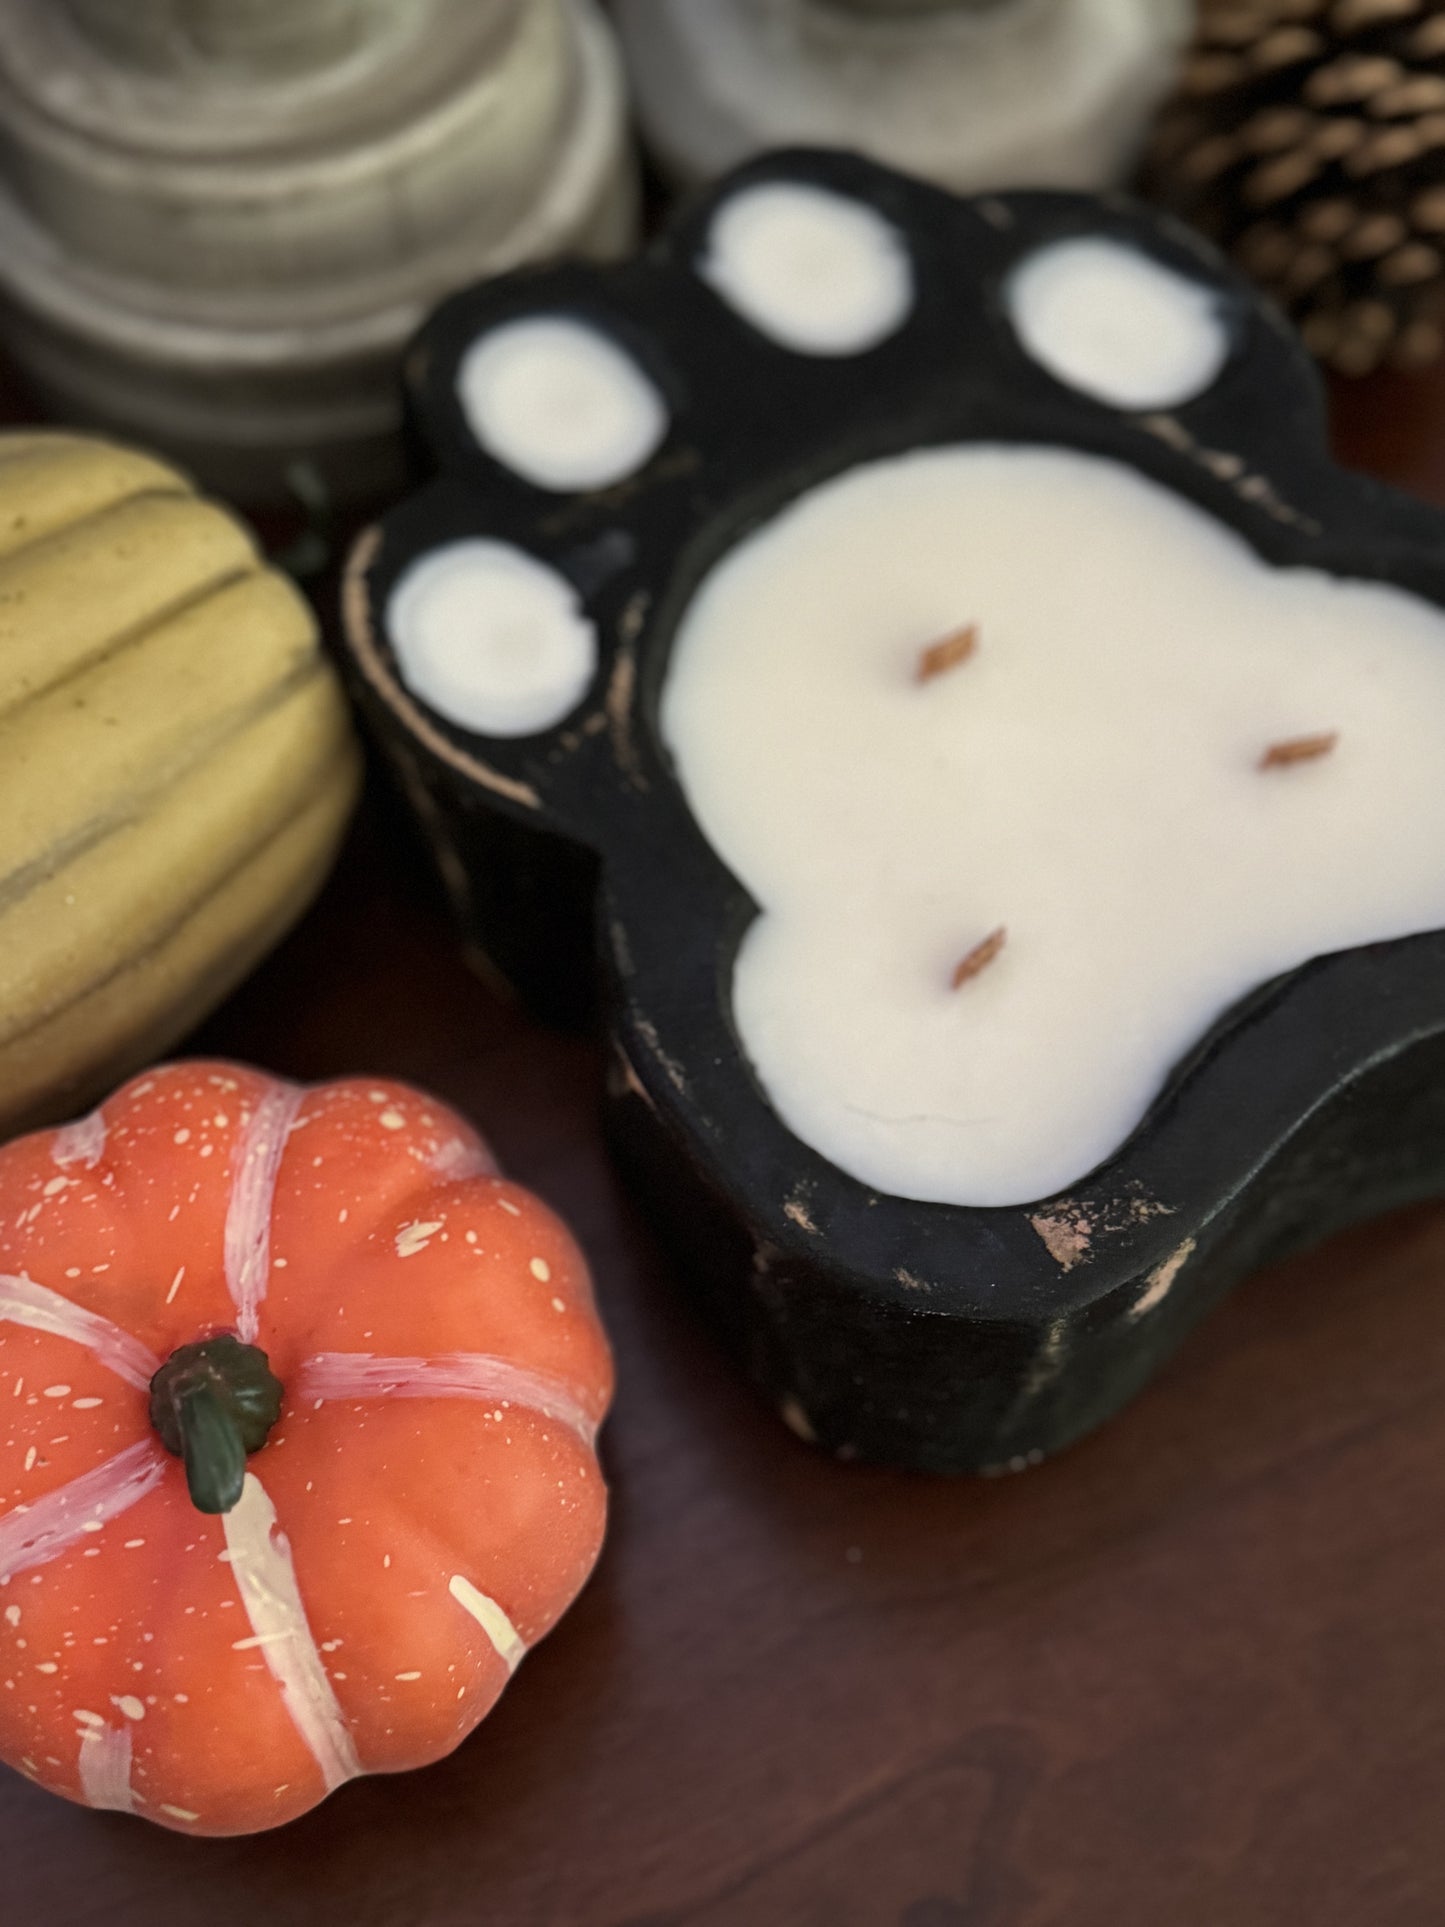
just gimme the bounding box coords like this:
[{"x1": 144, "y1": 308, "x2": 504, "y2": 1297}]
[{"x1": 341, "y1": 150, "x2": 1445, "y2": 1474}]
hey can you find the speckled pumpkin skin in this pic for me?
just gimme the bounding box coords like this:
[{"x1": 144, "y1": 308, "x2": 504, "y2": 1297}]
[
  {"x1": 0, "y1": 1061, "x2": 613, "y2": 1835},
  {"x1": 0, "y1": 432, "x2": 361, "y2": 1137}
]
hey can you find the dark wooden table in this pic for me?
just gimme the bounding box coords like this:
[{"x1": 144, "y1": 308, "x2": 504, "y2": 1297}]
[{"x1": 7, "y1": 372, "x2": 1445, "y2": 1926}]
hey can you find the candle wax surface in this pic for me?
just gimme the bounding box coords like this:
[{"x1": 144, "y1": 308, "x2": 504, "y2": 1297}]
[
  {"x1": 389, "y1": 539, "x2": 597, "y2": 738},
  {"x1": 660, "y1": 444, "x2": 1445, "y2": 1207},
  {"x1": 699, "y1": 181, "x2": 914, "y2": 355},
  {"x1": 1005, "y1": 237, "x2": 1230, "y2": 410},
  {"x1": 456, "y1": 315, "x2": 667, "y2": 491}
]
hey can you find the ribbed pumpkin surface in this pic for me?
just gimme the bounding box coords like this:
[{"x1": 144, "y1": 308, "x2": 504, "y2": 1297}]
[{"x1": 0, "y1": 432, "x2": 361, "y2": 1134}]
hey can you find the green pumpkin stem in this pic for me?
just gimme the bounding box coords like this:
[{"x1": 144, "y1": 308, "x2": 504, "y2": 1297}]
[{"x1": 149, "y1": 1335, "x2": 285, "y2": 1515}]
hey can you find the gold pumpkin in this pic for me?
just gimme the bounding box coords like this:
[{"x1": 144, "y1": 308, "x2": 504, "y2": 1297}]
[{"x1": 0, "y1": 431, "x2": 361, "y2": 1135}]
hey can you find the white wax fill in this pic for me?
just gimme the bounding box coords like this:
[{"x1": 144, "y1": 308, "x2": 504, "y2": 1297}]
[
  {"x1": 389, "y1": 539, "x2": 596, "y2": 738},
  {"x1": 456, "y1": 316, "x2": 667, "y2": 491},
  {"x1": 1006, "y1": 238, "x2": 1230, "y2": 409},
  {"x1": 699, "y1": 182, "x2": 914, "y2": 355},
  {"x1": 660, "y1": 445, "x2": 1445, "y2": 1207}
]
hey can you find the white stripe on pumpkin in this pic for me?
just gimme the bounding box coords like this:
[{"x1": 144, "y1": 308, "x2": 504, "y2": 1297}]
[
  {"x1": 51, "y1": 1109, "x2": 107, "y2": 1171},
  {"x1": 297, "y1": 1352, "x2": 598, "y2": 1446},
  {"x1": 447, "y1": 1574, "x2": 527, "y2": 1673},
  {"x1": 76, "y1": 1715, "x2": 134, "y2": 1813},
  {"x1": 221, "y1": 1473, "x2": 360, "y2": 1793},
  {"x1": 430, "y1": 1135, "x2": 497, "y2": 1181},
  {"x1": 0, "y1": 1272, "x2": 159, "y2": 1391},
  {"x1": 223, "y1": 1083, "x2": 303, "y2": 1344},
  {"x1": 0, "y1": 1439, "x2": 166, "y2": 1583}
]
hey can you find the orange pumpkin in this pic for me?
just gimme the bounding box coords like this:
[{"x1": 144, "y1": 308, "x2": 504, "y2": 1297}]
[{"x1": 0, "y1": 1061, "x2": 613, "y2": 1835}]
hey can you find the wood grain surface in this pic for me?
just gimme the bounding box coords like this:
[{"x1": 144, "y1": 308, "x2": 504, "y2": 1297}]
[{"x1": 5, "y1": 373, "x2": 1445, "y2": 1925}]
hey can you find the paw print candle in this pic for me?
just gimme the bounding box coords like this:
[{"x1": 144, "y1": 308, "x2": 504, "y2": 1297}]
[{"x1": 342, "y1": 151, "x2": 1445, "y2": 1473}]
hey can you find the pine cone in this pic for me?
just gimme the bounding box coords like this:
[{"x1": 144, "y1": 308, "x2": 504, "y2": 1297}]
[{"x1": 1142, "y1": 0, "x2": 1445, "y2": 374}]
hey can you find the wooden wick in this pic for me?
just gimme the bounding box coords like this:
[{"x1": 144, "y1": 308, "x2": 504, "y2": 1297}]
[
  {"x1": 917, "y1": 623, "x2": 978, "y2": 683},
  {"x1": 1259, "y1": 730, "x2": 1339, "y2": 770},
  {"x1": 952, "y1": 925, "x2": 1007, "y2": 989}
]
